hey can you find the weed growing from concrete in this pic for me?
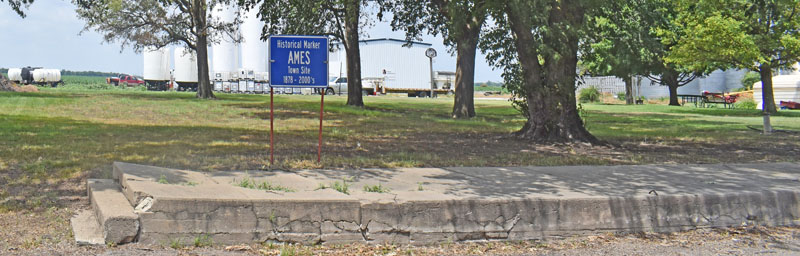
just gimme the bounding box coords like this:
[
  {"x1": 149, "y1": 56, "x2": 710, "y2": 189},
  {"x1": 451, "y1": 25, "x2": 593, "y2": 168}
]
[
  {"x1": 182, "y1": 181, "x2": 198, "y2": 186},
  {"x1": 363, "y1": 183, "x2": 390, "y2": 193},
  {"x1": 193, "y1": 234, "x2": 213, "y2": 247},
  {"x1": 331, "y1": 179, "x2": 350, "y2": 195},
  {"x1": 257, "y1": 181, "x2": 295, "y2": 192},
  {"x1": 168, "y1": 238, "x2": 184, "y2": 249},
  {"x1": 280, "y1": 245, "x2": 296, "y2": 256},
  {"x1": 236, "y1": 176, "x2": 257, "y2": 189},
  {"x1": 417, "y1": 182, "x2": 424, "y2": 191},
  {"x1": 315, "y1": 178, "x2": 352, "y2": 194},
  {"x1": 262, "y1": 241, "x2": 277, "y2": 249},
  {"x1": 234, "y1": 176, "x2": 295, "y2": 192},
  {"x1": 157, "y1": 174, "x2": 169, "y2": 184}
]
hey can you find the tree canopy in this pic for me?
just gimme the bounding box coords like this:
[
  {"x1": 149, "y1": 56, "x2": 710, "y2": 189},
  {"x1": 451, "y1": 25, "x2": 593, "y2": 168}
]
[
  {"x1": 3, "y1": 0, "x2": 32, "y2": 17},
  {"x1": 481, "y1": 0, "x2": 603, "y2": 143},
  {"x1": 582, "y1": 0, "x2": 713, "y2": 106},
  {"x1": 74, "y1": 0, "x2": 242, "y2": 99},
  {"x1": 667, "y1": 0, "x2": 800, "y2": 113},
  {"x1": 581, "y1": 0, "x2": 659, "y2": 104},
  {"x1": 386, "y1": 0, "x2": 489, "y2": 118}
]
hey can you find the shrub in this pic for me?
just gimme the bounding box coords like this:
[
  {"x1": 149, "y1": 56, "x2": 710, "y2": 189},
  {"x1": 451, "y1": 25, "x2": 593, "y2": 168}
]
[
  {"x1": 735, "y1": 97, "x2": 757, "y2": 109},
  {"x1": 578, "y1": 86, "x2": 601, "y2": 103},
  {"x1": 616, "y1": 92, "x2": 626, "y2": 100},
  {"x1": 740, "y1": 71, "x2": 760, "y2": 90}
]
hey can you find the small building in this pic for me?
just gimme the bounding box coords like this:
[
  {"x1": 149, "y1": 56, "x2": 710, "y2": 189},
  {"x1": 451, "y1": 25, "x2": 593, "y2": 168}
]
[
  {"x1": 578, "y1": 69, "x2": 749, "y2": 99},
  {"x1": 329, "y1": 38, "x2": 440, "y2": 92},
  {"x1": 754, "y1": 75, "x2": 800, "y2": 110}
]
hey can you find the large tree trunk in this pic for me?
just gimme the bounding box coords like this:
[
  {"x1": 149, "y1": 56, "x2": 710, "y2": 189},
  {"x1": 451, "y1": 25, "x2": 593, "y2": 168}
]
[
  {"x1": 663, "y1": 69, "x2": 680, "y2": 106},
  {"x1": 194, "y1": 0, "x2": 214, "y2": 99},
  {"x1": 667, "y1": 84, "x2": 679, "y2": 106},
  {"x1": 451, "y1": 27, "x2": 479, "y2": 118},
  {"x1": 505, "y1": 0, "x2": 599, "y2": 144},
  {"x1": 623, "y1": 75, "x2": 633, "y2": 105},
  {"x1": 195, "y1": 37, "x2": 213, "y2": 99},
  {"x1": 343, "y1": 0, "x2": 363, "y2": 107},
  {"x1": 758, "y1": 64, "x2": 777, "y2": 114}
]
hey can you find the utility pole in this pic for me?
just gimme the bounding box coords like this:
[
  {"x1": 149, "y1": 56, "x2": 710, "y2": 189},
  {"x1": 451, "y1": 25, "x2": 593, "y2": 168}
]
[{"x1": 426, "y1": 48, "x2": 437, "y2": 98}]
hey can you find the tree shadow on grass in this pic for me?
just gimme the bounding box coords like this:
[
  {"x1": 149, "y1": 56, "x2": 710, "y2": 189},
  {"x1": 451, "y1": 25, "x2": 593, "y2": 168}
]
[{"x1": 0, "y1": 91, "x2": 88, "y2": 99}]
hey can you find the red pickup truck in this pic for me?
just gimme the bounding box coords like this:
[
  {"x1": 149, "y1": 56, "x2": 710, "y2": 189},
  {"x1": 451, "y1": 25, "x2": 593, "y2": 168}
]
[{"x1": 107, "y1": 75, "x2": 144, "y2": 87}]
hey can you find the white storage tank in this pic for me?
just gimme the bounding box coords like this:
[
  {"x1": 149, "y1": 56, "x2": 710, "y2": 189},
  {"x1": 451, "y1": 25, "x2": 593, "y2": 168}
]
[
  {"x1": 754, "y1": 75, "x2": 800, "y2": 110},
  {"x1": 211, "y1": 4, "x2": 239, "y2": 76},
  {"x1": 7, "y1": 68, "x2": 22, "y2": 82},
  {"x1": 32, "y1": 69, "x2": 61, "y2": 86},
  {"x1": 241, "y1": 8, "x2": 267, "y2": 74},
  {"x1": 143, "y1": 47, "x2": 171, "y2": 90},
  {"x1": 174, "y1": 47, "x2": 199, "y2": 91}
]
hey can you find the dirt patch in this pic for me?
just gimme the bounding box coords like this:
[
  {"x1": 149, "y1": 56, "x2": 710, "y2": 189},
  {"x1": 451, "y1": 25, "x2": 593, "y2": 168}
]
[
  {"x1": 0, "y1": 74, "x2": 38, "y2": 92},
  {"x1": 0, "y1": 74, "x2": 13, "y2": 91},
  {"x1": 0, "y1": 164, "x2": 85, "y2": 213}
]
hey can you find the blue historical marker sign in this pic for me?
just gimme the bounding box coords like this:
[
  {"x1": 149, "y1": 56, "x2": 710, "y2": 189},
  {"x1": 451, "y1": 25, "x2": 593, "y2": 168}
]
[{"x1": 268, "y1": 35, "x2": 329, "y2": 88}]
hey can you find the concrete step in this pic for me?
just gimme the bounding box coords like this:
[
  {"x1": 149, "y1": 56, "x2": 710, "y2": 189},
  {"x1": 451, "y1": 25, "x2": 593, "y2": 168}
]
[
  {"x1": 70, "y1": 209, "x2": 104, "y2": 245},
  {"x1": 88, "y1": 179, "x2": 140, "y2": 244}
]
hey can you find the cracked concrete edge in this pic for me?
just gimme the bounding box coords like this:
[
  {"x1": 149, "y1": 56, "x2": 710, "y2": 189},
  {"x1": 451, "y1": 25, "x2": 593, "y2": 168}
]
[
  {"x1": 130, "y1": 189, "x2": 800, "y2": 245},
  {"x1": 113, "y1": 163, "x2": 156, "y2": 207},
  {"x1": 88, "y1": 179, "x2": 141, "y2": 244}
]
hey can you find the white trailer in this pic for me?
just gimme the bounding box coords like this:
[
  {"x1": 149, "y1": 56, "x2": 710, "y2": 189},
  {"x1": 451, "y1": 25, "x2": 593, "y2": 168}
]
[{"x1": 328, "y1": 38, "x2": 452, "y2": 96}]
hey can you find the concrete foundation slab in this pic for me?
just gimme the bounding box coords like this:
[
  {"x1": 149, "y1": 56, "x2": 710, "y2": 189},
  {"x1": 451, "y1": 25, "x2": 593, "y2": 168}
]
[{"x1": 104, "y1": 162, "x2": 800, "y2": 245}]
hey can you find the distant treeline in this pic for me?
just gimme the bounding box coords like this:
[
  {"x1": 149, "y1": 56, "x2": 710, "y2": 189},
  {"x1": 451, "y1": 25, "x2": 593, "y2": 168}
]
[
  {"x1": 474, "y1": 81, "x2": 503, "y2": 87},
  {"x1": 61, "y1": 70, "x2": 126, "y2": 77},
  {"x1": 0, "y1": 68, "x2": 125, "y2": 77}
]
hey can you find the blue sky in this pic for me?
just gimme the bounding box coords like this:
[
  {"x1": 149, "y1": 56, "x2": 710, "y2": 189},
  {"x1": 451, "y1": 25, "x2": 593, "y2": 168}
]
[{"x1": 0, "y1": 0, "x2": 503, "y2": 82}]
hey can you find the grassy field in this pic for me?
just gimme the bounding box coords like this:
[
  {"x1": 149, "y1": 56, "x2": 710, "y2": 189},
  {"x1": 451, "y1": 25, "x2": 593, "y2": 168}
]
[
  {"x1": 1, "y1": 87, "x2": 799, "y2": 210},
  {"x1": 0, "y1": 86, "x2": 798, "y2": 250}
]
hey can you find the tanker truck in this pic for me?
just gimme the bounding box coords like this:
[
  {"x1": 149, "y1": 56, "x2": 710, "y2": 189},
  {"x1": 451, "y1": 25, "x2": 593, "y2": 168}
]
[{"x1": 6, "y1": 67, "x2": 62, "y2": 87}]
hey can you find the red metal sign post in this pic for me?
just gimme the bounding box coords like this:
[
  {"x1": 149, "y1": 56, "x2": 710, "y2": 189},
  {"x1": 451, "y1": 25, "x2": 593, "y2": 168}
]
[
  {"x1": 268, "y1": 91, "x2": 325, "y2": 166},
  {"x1": 270, "y1": 87, "x2": 274, "y2": 165},
  {"x1": 318, "y1": 93, "x2": 325, "y2": 163}
]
